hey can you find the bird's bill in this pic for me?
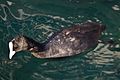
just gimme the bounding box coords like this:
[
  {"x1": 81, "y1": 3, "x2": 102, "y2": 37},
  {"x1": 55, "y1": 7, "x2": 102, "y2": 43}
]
[{"x1": 9, "y1": 41, "x2": 16, "y2": 59}]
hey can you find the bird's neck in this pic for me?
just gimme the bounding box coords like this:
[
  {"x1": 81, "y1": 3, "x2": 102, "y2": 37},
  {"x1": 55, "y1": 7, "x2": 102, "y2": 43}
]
[{"x1": 24, "y1": 36, "x2": 46, "y2": 53}]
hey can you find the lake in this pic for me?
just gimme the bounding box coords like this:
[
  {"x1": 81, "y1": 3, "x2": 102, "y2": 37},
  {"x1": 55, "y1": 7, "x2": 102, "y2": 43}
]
[{"x1": 0, "y1": 0, "x2": 120, "y2": 80}]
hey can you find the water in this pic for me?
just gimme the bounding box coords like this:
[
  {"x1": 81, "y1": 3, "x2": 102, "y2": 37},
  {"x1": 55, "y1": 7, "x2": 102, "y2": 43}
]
[{"x1": 0, "y1": 0, "x2": 120, "y2": 80}]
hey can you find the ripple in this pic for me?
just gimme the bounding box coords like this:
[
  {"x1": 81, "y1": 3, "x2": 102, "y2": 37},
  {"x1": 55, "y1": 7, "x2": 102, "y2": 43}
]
[
  {"x1": 112, "y1": 5, "x2": 120, "y2": 11},
  {"x1": 0, "y1": 0, "x2": 120, "y2": 80}
]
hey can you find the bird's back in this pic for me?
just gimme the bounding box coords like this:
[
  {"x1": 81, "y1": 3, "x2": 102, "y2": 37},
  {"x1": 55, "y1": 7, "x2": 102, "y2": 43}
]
[{"x1": 44, "y1": 22, "x2": 105, "y2": 58}]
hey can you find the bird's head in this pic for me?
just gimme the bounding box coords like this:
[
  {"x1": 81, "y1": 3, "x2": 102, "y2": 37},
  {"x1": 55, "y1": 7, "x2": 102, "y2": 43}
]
[{"x1": 9, "y1": 35, "x2": 28, "y2": 59}]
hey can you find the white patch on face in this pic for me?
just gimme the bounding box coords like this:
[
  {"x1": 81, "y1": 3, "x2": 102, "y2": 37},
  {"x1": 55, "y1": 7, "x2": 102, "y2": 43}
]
[{"x1": 9, "y1": 41, "x2": 16, "y2": 59}]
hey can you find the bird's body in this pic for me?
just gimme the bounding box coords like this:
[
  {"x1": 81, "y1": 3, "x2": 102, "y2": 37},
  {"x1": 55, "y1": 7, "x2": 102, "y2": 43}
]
[{"x1": 9, "y1": 22, "x2": 106, "y2": 59}]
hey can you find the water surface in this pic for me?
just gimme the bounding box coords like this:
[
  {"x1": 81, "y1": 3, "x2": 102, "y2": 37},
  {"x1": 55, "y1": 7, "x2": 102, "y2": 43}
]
[{"x1": 0, "y1": 0, "x2": 120, "y2": 80}]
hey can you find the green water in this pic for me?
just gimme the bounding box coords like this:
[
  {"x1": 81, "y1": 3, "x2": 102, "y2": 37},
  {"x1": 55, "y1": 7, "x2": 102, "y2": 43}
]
[{"x1": 0, "y1": 0, "x2": 120, "y2": 80}]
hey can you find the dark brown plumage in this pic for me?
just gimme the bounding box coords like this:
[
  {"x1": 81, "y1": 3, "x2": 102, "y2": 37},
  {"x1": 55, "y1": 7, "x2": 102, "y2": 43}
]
[{"x1": 9, "y1": 21, "x2": 106, "y2": 59}]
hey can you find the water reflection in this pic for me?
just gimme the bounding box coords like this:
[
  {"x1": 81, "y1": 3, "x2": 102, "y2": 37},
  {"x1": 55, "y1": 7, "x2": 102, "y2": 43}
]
[{"x1": 24, "y1": 43, "x2": 119, "y2": 80}]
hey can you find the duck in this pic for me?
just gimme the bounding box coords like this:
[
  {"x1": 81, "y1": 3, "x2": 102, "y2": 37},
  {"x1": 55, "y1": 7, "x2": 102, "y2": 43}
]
[{"x1": 8, "y1": 21, "x2": 106, "y2": 59}]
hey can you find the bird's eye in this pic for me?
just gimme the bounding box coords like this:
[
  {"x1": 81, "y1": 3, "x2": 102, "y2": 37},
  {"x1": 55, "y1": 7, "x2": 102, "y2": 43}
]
[{"x1": 13, "y1": 43, "x2": 19, "y2": 50}]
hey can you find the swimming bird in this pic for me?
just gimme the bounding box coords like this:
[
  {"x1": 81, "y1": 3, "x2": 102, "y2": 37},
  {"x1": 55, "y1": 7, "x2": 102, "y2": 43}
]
[{"x1": 8, "y1": 22, "x2": 106, "y2": 59}]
